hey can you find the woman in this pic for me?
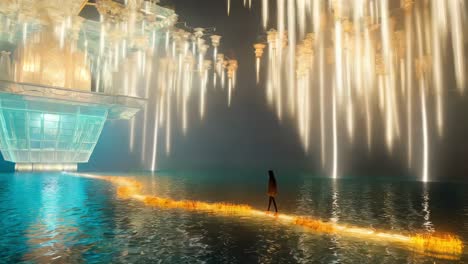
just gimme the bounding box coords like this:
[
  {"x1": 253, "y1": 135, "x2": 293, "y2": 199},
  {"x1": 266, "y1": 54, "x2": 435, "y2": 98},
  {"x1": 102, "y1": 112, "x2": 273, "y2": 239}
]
[{"x1": 267, "y1": 170, "x2": 278, "y2": 213}]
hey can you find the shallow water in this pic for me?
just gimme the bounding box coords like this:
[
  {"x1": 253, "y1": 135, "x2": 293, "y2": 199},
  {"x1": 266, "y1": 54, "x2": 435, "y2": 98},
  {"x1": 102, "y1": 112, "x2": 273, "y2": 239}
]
[{"x1": 1, "y1": 171, "x2": 467, "y2": 263}]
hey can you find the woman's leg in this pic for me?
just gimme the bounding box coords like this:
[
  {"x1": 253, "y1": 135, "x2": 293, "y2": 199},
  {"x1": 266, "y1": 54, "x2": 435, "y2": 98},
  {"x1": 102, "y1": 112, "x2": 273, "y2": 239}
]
[
  {"x1": 267, "y1": 196, "x2": 272, "y2": 211},
  {"x1": 272, "y1": 197, "x2": 278, "y2": 212}
]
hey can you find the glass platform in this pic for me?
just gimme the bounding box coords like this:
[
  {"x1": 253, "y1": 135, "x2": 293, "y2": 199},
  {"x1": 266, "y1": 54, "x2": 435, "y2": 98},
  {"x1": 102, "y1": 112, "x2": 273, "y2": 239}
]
[{"x1": 0, "y1": 80, "x2": 146, "y2": 169}]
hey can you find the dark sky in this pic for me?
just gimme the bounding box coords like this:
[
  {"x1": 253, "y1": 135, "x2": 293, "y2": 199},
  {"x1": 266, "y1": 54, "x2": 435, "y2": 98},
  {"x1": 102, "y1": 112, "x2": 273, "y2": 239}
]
[{"x1": 1, "y1": 0, "x2": 467, "y2": 181}]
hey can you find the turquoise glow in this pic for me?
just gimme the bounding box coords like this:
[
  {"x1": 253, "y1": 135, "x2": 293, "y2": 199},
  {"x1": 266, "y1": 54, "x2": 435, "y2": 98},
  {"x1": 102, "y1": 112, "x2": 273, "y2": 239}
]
[{"x1": 0, "y1": 93, "x2": 107, "y2": 164}]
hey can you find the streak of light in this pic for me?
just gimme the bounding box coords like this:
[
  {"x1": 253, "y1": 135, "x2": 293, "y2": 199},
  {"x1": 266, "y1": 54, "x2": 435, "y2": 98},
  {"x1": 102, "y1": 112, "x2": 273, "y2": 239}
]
[
  {"x1": 228, "y1": 78, "x2": 232, "y2": 107},
  {"x1": 256, "y1": 57, "x2": 260, "y2": 84},
  {"x1": 448, "y1": 0, "x2": 465, "y2": 93},
  {"x1": 332, "y1": 85, "x2": 338, "y2": 180},
  {"x1": 287, "y1": 0, "x2": 296, "y2": 115},
  {"x1": 319, "y1": 41, "x2": 326, "y2": 167},
  {"x1": 151, "y1": 99, "x2": 160, "y2": 171},
  {"x1": 262, "y1": 0, "x2": 268, "y2": 29},
  {"x1": 334, "y1": 20, "x2": 343, "y2": 105},
  {"x1": 420, "y1": 78, "x2": 429, "y2": 183},
  {"x1": 405, "y1": 9, "x2": 413, "y2": 167},
  {"x1": 431, "y1": 3, "x2": 444, "y2": 137}
]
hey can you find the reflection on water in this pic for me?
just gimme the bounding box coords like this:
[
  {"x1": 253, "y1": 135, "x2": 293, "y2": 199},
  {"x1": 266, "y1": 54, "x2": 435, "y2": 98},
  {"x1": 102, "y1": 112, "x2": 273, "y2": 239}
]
[
  {"x1": 0, "y1": 171, "x2": 467, "y2": 263},
  {"x1": 422, "y1": 184, "x2": 435, "y2": 233}
]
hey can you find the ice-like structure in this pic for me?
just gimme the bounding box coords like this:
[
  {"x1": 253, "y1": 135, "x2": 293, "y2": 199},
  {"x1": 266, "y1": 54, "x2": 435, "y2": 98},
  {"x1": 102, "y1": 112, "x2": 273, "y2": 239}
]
[
  {"x1": 0, "y1": 80, "x2": 144, "y2": 170},
  {"x1": 0, "y1": 0, "x2": 176, "y2": 171}
]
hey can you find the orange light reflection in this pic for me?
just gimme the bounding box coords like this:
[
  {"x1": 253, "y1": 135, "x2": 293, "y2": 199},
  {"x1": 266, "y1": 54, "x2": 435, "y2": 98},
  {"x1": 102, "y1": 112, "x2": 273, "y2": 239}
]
[{"x1": 74, "y1": 173, "x2": 463, "y2": 260}]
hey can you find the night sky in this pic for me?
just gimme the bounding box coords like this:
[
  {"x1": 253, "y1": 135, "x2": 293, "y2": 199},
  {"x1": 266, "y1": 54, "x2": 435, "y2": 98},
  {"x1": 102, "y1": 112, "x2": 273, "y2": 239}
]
[{"x1": 1, "y1": 0, "x2": 467, "y2": 181}]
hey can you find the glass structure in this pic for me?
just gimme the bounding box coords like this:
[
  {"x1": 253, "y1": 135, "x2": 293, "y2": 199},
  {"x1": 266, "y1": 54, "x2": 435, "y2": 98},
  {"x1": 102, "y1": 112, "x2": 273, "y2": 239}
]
[
  {"x1": 0, "y1": 0, "x2": 177, "y2": 171},
  {"x1": 0, "y1": 80, "x2": 145, "y2": 171}
]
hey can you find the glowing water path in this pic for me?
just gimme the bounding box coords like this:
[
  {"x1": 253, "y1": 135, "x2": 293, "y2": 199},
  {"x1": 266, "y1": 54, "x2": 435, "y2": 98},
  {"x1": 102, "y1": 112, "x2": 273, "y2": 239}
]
[{"x1": 74, "y1": 173, "x2": 463, "y2": 260}]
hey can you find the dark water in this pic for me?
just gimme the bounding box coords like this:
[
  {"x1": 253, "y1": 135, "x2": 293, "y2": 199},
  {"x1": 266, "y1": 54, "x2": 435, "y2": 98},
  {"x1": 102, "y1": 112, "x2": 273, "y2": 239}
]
[{"x1": 1, "y1": 171, "x2": 467, "y2": 263}]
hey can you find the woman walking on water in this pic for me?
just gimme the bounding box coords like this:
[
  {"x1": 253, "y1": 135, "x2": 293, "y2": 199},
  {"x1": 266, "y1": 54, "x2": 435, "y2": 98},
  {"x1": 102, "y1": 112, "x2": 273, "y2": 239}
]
[{"x1": 267, "y1": 170, "x2": 278, "y2": 213}]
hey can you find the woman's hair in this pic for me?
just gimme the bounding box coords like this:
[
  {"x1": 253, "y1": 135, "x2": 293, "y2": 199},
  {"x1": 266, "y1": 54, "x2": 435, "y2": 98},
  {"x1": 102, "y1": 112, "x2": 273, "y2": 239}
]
[{"x1": 268, "y1": 170, "x2": 274, "y2": 177}]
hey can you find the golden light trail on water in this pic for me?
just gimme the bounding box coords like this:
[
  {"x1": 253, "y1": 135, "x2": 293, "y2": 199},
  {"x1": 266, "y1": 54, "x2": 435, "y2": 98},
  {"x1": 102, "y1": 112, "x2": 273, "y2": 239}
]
[
  {"x1": 248, "y1": 0, "x2": 467, "y2": 182},
  {"x1": 72, "y1": 173, "x2": 464, "y2": 260}
]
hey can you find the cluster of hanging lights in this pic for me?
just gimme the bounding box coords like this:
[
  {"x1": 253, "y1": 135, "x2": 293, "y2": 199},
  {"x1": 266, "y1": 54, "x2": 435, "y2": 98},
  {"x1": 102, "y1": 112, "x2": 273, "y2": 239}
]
[{"x1": 229, "y1": 0, "x2": 467, "y2": 182}]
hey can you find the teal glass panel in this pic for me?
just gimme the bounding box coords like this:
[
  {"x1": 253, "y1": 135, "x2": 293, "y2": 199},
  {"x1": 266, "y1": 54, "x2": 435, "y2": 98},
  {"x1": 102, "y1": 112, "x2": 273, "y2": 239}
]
[{"x1": 0, "y1": 95, "x2": 108, "y2": 163}]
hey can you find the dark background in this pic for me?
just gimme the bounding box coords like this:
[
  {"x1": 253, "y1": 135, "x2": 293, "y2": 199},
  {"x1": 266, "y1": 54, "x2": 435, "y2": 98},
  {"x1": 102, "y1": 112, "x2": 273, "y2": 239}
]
[{"x1": 1, "y1": 0, "x2": 467, "y2": 181}]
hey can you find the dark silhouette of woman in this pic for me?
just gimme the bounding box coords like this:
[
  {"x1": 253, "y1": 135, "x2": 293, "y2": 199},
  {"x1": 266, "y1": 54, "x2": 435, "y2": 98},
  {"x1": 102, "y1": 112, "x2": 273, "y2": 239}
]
[{"x1": 267, "y1": 170, "x2": 278, "y2": 213}]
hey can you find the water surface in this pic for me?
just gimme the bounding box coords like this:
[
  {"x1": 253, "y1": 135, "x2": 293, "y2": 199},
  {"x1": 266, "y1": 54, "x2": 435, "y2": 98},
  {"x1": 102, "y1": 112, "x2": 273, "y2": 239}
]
[{"x1": 1, "y1": 171, "x2": 467, "y2": 263}]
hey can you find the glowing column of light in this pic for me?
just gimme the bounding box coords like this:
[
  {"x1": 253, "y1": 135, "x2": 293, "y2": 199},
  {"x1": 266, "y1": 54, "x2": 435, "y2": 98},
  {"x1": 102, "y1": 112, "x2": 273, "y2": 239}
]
[
  {"x1": 200, "y1": 67, "x2": 206, "y2": 119},
  {"x1": 405, "y1": 7, "x2": 413, "y2": 167},
  {"x1": 59, "y1": 20, "x2": 66, "y2": 49},
  {"x1": 198, "y1": 44, "x2": 208, "y2": 74},
  {"x1": 266, "y1": 57, "x2": 273, "y2": 104},
  {"x1": 210, "y1": 35, "x2": 221, "y2": 63},
  {"x1": 228, "y1": 78, "x2": 232, "y2": 107},
  {"x1": 358, "y1": 11, "x2": 375, "y2": 151},
  {"x1": 222, "y1": 60, "x2": 228, "y2": 89},
  {"x1": 182, "y1": 58, "x2": 192, "y2": 134},
  {"x1": 297, "y1": 0, "x2": 306, "y2": 38},
  {"x1": 380, "y1": 0, "x2": 391, "y2": 151},
  {"x1": 165, "y1": 31, "x2": 170, "y2": 52},
  {"x1": 262, "y1": 0, "x2": 268, "y2": 29},
  {"x1": 165, "y1": 63, "x2": 173, "y2": 155},
  {"x1": 141, "y1": 54, "x2": 154, "y2": 163},
  {"x1": 416, "y1": 6, "x2": 428, "y2": 183},
  {"x1": 22, "y1": 22, "x2": 28, "y2": 46},
  {"x1": 158, "y1": 60, "x2": 167, "y2": 127},
  {"x1": 363, "y1": 19, "x2": 374, "y2": 151},
  {"x1": 332, "y1": 84, "x2": 339, "y2": 180},
  {"x1": 277, "y1": 0, "x2": 285, "y2": 45},
  {"x1": 431, "y1": 2, "x2": 444, "y2": 137},
  {"x1": 319, "y1": 39, "x2": 326, "y2": 167},
  {"x1": 334, "y1": 20, "x2": 344, "y2": 105},
  {"x1": 267, "y1": 30, "x2": 279, "y2": 117},
  {"x1": 448, "y1": 0, "x2": 465, "y2": 93},
  {"x1": 304, "y1": 71, "x2": 310, "y2": 150},
  {"x1": 99, "y1": 16, "x2": 105, "y2": 55},
  {"x1": 227, "y1": 0, "x2": 231, "y2": 16},
  {"x1": 345, "y1": 44, "x2": 354, "y2": 142},
  {"x1": 200, "y1": 60, "x2": 212, "y2": 120},
  {"x1": 312, "y1": 0, "x2": 321, "y2": 34},
  {"x1": 297, "y1": 74, "x2": 304, "y2": 145},
  {"x1": 420, "y1": 78, "x2": 429, "y2": 183},
  {"x1": 275, "y1": 38, "x2": 283, "y2": 120},
  {"x1": 385, "y1": 75, "x2": 394, "y2": 151},
  {"x1": 254, "y1": 43, "x2": 266, "y2": 84},
  {"x1": 287, "y1": 0, "x2": 296, "y2": 115},
  {"x1": 151, "y1": 97, "x2": 160, "y2": 171},
  {"x1": 353, "y1": 0, "x2": 364, "y2": 97}
]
